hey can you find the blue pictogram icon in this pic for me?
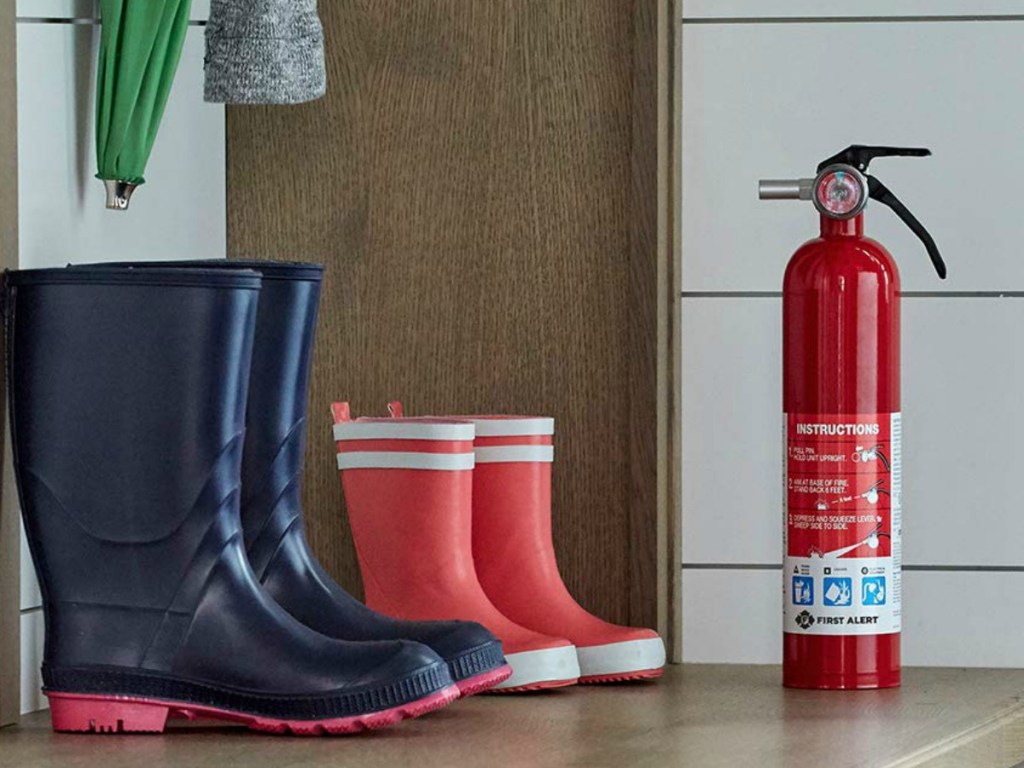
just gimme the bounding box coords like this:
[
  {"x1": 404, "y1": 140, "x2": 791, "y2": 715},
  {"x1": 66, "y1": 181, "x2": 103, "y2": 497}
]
[
  {"x1": 862, "y1": 577, "x2": 886, "y2": 606},
  {"x1": 792, "y1": 576, "x2": 814, "y2": 606},
  {"x1": 823, "y1": 577, "x2": 852, "y2": 606}
]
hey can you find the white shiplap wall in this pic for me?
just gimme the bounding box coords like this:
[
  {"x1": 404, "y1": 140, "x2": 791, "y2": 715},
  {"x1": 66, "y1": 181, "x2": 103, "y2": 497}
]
[
  {"x1": 15, "y1": 3, "x2": 224, "y2": 713},
  {"x1": 680, "y1": 3, "x2": 1024, "y2": 666}
]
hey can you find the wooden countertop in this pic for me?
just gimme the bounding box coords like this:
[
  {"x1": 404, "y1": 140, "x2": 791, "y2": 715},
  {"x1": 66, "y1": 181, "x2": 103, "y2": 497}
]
[{"x1": 2, "y1": 665, "x2": 1024, "y2": 768}]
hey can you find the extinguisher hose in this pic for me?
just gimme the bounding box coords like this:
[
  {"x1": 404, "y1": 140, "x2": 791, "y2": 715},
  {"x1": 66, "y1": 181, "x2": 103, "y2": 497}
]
[{"x1": 867, "y1": 176, "x2": 947, "y2": 279}]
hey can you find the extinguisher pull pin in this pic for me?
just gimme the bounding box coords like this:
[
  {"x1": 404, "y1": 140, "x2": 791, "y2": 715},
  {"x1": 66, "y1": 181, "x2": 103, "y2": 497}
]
[{"x1": 759, "y1": 179, "x2": 814, "y2": 201}]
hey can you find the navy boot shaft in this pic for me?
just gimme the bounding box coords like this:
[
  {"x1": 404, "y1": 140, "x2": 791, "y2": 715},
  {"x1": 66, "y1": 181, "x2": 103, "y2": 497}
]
[{"x1": 76, "y1": 259, "x2": 509, "y2": 691}]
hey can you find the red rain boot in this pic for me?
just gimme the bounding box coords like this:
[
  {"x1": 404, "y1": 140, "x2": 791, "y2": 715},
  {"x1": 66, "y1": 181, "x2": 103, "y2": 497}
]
[
  {"x1": 390, "y1": 404, "x2": 665, "y2": 683},
  {"x1": 331, "y1": 403, "x2": 580, "y2": 691}
]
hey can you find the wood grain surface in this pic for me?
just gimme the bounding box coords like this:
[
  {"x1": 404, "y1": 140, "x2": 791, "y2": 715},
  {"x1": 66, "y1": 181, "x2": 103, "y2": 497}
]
[
  {"x1": 226, "y1": 1, "x2": 663, "y2": 628},
  {"x1": 7, "y1": 666, "x2": 1024, "y2": 767},
  {"x1": 0, "y1": 0, "x2": 21, "y2": 727},
  {"x1": 628, "y1": 0, "x2": 661, "y2": 633}
]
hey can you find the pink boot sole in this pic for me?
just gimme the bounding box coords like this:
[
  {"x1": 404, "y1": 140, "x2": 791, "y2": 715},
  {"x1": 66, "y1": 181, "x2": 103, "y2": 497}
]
[
  {"x1": 486, "y1": 677, "x2": 578, "y2": 693},
  {"x1": 47, "y1": 685, "x2": 460, "y2": 736},
  {"x1": 455, "y1": 664, "x2": 513, "y2": 697},
  {"x1": 578, "y1": 668, "x2": 664, "y2": 684}
]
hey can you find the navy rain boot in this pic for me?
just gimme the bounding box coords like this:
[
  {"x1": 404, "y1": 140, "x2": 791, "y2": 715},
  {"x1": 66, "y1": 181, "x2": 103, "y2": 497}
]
[
  {"x1": 71, "y1": 260, "x2": 511, "y2": 695},
  {"x1": 6, "y1": 267, "x2": 457, "y2": 735}
]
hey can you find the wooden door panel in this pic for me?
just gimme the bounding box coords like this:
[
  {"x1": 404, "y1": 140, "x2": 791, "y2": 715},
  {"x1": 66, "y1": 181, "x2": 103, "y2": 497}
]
[{"x1": 227, "y1": 0, "x2": 660, "y2": 628}]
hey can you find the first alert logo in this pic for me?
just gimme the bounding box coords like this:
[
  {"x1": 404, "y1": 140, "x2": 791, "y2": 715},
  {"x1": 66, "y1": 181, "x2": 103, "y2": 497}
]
[{"x1": 795, "y1": 612, "x2": 880, "y2": 630}]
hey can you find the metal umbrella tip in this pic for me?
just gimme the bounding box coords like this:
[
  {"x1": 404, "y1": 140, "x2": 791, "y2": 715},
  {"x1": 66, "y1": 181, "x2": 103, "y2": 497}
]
[{"x1": 103, "y1": 179, "x2": 139, "y2": 211}]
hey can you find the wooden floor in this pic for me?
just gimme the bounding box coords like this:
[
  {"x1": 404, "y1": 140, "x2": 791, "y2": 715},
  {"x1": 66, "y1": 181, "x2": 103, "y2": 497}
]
[{"x1": 3, "y1": 665, "x2": 1024, "y2": 768}]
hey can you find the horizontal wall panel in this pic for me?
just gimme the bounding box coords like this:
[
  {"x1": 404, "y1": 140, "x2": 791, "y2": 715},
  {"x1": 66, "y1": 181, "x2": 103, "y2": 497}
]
[
  {"x1": 682, "y1": 1, "x2": 1024, "y2": 20},
  {"x1": 17, "y1": 0, "x2": 210, "y2": 21},
  {"x1": 683, "y1": 569, "x2": 1024, "y2": 667},
  {"x1": 681, "y1": 296, "x2": 1024, "y2": 566},
  {"x1": 682, "y1": 569, "x2": 781, "y2": 664},
  {"x1": 20, "y1": 611, "x2": 44, "y2": 714},
  {"x1": 681, "y1": 21, "x2": 1024, "y2": 292},
  {"x1": 19, "y1": 519, "x2": 40, "y2": 611},
  {"x1": 16, "y1": 23, "x2": 224, "y2": 268},
  {"x1": 680, "y1": 297, "x2": 780, "y2": 564},
  {"x1": 17, "y1": 1, "x2": 100, "y2": 17}
]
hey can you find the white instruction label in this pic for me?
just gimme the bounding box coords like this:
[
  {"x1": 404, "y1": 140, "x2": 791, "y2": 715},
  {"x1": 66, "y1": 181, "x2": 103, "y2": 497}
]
[{"x1": 783, "y1": 412, "x2": 902, "y2": 636}]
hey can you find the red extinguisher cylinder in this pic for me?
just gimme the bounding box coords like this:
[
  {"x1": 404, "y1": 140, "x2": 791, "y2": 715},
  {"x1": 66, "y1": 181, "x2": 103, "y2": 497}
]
[
  {"x1": 768, "y1": 145, "x2": 944, "y2": 690},
  {"x1": 783, "y1": 214, "x2": 901, "y2": 689}
]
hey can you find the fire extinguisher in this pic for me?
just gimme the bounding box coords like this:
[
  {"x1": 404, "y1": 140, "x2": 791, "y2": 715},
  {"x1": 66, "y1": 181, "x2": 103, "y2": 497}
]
[{"x1": 760, "y1": 145, "x2": 946, "y2": 689}]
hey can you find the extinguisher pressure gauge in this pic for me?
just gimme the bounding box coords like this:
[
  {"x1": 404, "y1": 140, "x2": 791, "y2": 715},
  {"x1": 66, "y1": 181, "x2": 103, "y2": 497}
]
[
  {"x1": 812, "y1": 165, "x2": 868, "y2": 219},
  {"x1": 758, "y1": 144, "x2": 947, "y2": 279}
]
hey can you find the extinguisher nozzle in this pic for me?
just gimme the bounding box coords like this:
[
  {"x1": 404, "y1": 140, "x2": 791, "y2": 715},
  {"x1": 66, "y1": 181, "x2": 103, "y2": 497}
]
[{"x1": 759, "y1": 179, "x2": 813, "y2": 201}]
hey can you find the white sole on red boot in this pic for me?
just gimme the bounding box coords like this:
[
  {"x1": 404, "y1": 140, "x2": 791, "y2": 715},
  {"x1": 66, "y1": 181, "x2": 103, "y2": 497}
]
[
  {"x1": 491, "y1": 646, "x2": 581, "y2": 692},
  {"x1": 576, "y1": 637, "x2": 666, "y2": 683}
]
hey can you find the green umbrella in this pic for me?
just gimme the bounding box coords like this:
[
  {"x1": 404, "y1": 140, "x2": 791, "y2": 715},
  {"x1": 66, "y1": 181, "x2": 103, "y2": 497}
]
[{"x1": 95, "y1": 0, "x2": 193, "y2": 210}]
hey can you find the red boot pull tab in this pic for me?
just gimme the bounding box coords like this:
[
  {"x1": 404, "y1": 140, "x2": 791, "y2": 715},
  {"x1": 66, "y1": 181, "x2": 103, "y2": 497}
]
[
  {"x1": 387, "y1": 401, "x2": 404, "y2": 418},
  {"x1": 331, "y1": 402, "x2": 352, "y2": 424}
]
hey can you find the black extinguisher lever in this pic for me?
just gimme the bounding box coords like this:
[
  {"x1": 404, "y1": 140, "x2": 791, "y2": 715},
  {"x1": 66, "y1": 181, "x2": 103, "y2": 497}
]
[
  {"x1": 817, "y1": 145, "x2": 932, "y2": 173},
  {"x1": 866, "y1": 176, "x2": 947, "y2": 280}
]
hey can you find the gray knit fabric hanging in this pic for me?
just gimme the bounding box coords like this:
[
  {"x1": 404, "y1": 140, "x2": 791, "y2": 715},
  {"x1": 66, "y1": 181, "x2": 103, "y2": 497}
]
[{"x1": 204, "y1": 0, "x2": 327, "y2": 104}]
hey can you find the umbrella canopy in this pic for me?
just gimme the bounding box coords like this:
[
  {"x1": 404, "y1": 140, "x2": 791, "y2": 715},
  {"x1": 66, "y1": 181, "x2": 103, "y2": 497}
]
[{"x1": 95, "y1": 0, "x2": 193, "y2": 210}]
